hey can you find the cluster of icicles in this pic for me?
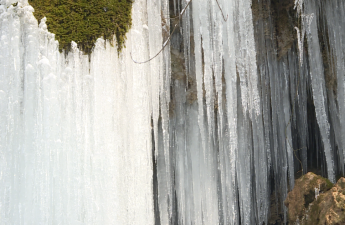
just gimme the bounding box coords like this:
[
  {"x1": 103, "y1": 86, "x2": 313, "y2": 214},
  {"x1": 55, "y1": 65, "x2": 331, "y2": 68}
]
[{"x1": 1, "y1": 0, "x2": 345, "y2": 224}]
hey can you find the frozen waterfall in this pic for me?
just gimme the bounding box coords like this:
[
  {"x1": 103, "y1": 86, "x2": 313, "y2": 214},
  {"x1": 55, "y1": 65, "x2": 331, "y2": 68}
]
[
  {"x1": 0, "y1": 0, "x2": 169, "y2": 224},
  {"x1": 1, "y1": 0, "x2": 345, "y2": 224}
]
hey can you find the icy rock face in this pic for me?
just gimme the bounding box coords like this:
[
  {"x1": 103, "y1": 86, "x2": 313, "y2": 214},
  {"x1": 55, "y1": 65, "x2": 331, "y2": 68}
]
[
  {"x1": 167, "y1": 0, "x2": 345, "y2": 224},
  {"x1": 167, "y1": 0, "x2": 267, "y2": 224},
  {"x1": 2, "y1": 0, "x2": 345, "y2": 224},
  {"x1": 0, "y1": 0, "x2": 170, "y2": 224}
]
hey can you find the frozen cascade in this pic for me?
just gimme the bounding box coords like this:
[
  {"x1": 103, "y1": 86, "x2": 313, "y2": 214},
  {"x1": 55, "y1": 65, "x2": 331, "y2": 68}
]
[
  {"x1": 2, "y1": 0, "x2": 345, "y2": 224},
  {"x1": 0, "y1": 0, "x2": 170, "y2": 224}
]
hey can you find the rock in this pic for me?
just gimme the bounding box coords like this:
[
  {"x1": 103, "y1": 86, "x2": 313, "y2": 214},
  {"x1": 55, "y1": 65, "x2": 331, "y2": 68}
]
[
  {"x1": 307, "y1": 177, "x2": 345, "y2": 225},
  {"x1": 285, "y1": 172, "x2": 345, "y2": 224},
  {"x1": 268, "y1": 190, "x2": 285, "y2": 225},
  {"x1": 251, "y1": 0, "x2": 297, "y2": 59}
]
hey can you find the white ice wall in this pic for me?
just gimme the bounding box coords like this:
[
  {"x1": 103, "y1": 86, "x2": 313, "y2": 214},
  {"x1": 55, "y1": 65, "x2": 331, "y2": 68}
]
[{"x1": 0, "y1": 0, "x2": 170, "y2": 224}]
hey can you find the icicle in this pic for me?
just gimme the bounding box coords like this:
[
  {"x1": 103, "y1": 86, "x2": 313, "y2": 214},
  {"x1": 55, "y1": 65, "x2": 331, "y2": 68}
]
[
  {"x1": 294, "y1": 0, "x2": 304, "y2": 17},
  {"x1": 304, "y1": 0, "x2": 335, "y2": 183},
  {"x1": 321, "y1": 0, "x2": 345, "y2": 175},
  {"x1": 222, "y1": 0, "x2": 239, "y2": 223}
]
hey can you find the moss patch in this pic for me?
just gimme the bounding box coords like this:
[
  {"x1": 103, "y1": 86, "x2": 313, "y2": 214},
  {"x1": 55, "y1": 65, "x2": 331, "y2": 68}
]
[{"x1": 29, "y1": 0, "x2": 132, "y2": 54}]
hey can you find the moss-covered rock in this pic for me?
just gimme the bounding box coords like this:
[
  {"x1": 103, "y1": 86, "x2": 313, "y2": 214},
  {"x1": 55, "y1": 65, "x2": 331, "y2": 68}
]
[
  {"x1": 307, "y1": 177, "x2": 345, "y2": 225},
  {"x1": 285, "y1": 172, "x2": 333, "y2": 223},
  {"x1": 28, "y1": 0, "x2": 132, "y2": 54},
  {"x1": 285, "y1": 172, "x2": 345, "y2": 225}
]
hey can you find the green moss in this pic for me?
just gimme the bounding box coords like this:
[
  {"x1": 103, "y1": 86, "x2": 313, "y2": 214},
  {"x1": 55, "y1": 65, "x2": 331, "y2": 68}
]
[
  {"x1": 307, "y1": 195, "x2": 323, "y2": 224},
  {"x1": 321, "y1": 177, "x2": 334, "y2": 190},
  {"x1": 29, "y1": 0, "x2": 132, "y2": 54},
  {"x1": 300, "y1": 173, "x2": 334, "y2": 191}
]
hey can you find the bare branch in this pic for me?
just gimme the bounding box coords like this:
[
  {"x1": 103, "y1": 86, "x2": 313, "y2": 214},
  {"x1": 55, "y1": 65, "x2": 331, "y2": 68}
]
[
  {"x1": 215, "y1": 0, "x2": 228, "y2": 22},
  {"x1": 131, "y1": 0, "x2": 228, "y2": 64},
  {"x1": 131, "y1": 0, "x2": 192, "y2": 64},
  {"x1": 130, "y1": 20, "x2": 179, "y2": 64}
]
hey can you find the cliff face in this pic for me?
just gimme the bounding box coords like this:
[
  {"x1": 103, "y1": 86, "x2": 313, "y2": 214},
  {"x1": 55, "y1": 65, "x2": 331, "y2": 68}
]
[
  {"x1": 252, "y1": 0, "x2": 345, "y2": 223},
  {"x1": 167, "y1": 0, "x2": 345, "y2": 223}
]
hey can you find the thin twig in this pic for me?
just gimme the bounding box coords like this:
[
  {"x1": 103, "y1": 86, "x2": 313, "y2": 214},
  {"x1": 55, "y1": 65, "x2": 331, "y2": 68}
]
[
  {"x1": 215, "y1": 0, "x2": 228, "y2": 21},
  {"x1": 131, "y1": 0, "x2": 228, "y2": 64},
  {"x1": 131, "y1": 0, "x2": 192, "y2": 64}
]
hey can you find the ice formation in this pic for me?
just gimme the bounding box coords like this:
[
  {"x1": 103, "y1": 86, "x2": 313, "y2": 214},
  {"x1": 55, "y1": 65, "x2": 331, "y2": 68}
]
[
  {"x1": 0, "y1": 0, "x2": 169, "y2": 224},
  {"x1": 1, "y1": 0, "x2": 345, "y2": 224},
  {"x1": 314, "y1": 185, "x2": 320, "y2": 200}
]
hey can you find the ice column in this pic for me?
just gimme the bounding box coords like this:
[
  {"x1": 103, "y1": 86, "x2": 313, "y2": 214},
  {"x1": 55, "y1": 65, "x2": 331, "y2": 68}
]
[{"x1": 304, "y1": 0, "x2": 335, "y2": 183}]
